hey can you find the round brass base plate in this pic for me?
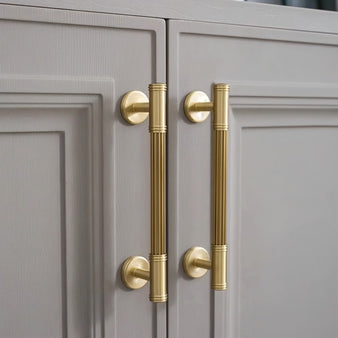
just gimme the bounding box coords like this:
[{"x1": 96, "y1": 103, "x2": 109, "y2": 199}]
[
  {"x1": 121, "y1": 90, "x2": 149, "y2": 125},
  {"x1": 183, "y1": 246, "x2": 210, "y2": 278},
  {"x1": 122, "y1": 256, "x2": 149, "y2": 289},
  {"x1": 184, "y1": 91, "x2": 210, "y2": 123}
]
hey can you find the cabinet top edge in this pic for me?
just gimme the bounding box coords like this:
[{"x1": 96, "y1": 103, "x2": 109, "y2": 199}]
[{"x1": 1, "y1": 0, "x2": 338, "y2": 34}]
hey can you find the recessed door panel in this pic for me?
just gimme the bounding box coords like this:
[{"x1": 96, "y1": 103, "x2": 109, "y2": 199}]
[
  {"x1": 0, "y1": 103, "x2": 91, "y2": 338},
  {"x1": 0, "y1": 132, "x2": 65, "y2": 338},
  {"x1": 231, "y1": 107, "x2": 338, "y2": 338},
  {"x1": 0, "y1": 5, "x2": 165, "y2": 338},
  {"x1": 168, "y1": 19, "x2": 338, "y2": 338}
]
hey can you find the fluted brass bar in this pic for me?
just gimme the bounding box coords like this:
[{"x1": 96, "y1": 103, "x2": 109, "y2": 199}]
[
  {"x1": 150, "y1": 133, "x2": 166, "y2": 254},
  {"x1": 213, "y1": 84, "x2": 229, "y2": 131},
  {"x1": 211, "y1": 244, "x2": 227, "y2": 290},
  {"x1": 149, "y1": 83, "x2": 167, "y2": 134},
  {"x1": 149, "y1": 254, "x2": 167, "y2": 302},
  {"x1": 212, "y1": 130, "x2": 227, "y2": 244},
  {"x1": 183, "y1": 84, "x2": 229, "y2": 291},
  {"x1": 211, "y1": 84, "x2": 229, "y2": 290},
  {"x1": 212, "y1": 85, "x2": 229, "y2": 245},
  {"x1": 149, "y1": 83, "x2": 167, "y2": 302},
  {"x1": 149, "y1": 83, "x2": 166, "y2": 254},
  {"x1": 120, "y1": 84, "x2": 167, "y2": 302}
]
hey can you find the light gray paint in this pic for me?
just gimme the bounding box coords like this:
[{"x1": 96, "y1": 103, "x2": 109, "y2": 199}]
[
  {"x1": 1, "y1": 0, "x2": 338, "y2": 34},
  {"x1": 0, "y1": 5, "x2": 165, "y2": 338},
  {"x1": 1, "y1": 3, "x2": 338, "y2": 338},
  {"x1": 231, "y1": 107, "x2": 338, "y2": 338},
  {"x1": 168, "y1": 19, "x2": 338, "y2": 338},
  {"x1": 0, "y1": 97, "x2": 91, "y2": 338},
  {"x1": 0, "y1": 131, "x2": 65, "y2": 338}
]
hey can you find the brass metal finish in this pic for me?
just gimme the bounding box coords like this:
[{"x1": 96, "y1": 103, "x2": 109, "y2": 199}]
[
  {"x1": 120, "y1": 84, "x2": 167, "y2": 302},
  {"x1": 148, "y1": 83, "x2": 167, "y2": 302},
  {"x1": 183, "y1": 247, "x2": 211, "y2": 278},
  {"x1": 150, "y1": 133, "x2": 166, "y2": 254},
  {"x1": 121, "y1": 256, "x2": 150, "y2": 290},
  {"x1": 184, "y1": 91, "x2": 211, "y2": 123},
  {"x1": 213, "y1": 84, "x2": 229, "y2": 130},
  {"x1": 149, "y1": 254, "x2": 167, "y2": 302},
  {"x1": 211, "y1": 245, "x2": 227, "y2": 290},
  {"x1": 183, "y1": 84, "x2": 230, "y2": 290},
  {"x1": 121, "y1": 90, "x2": 149, "y2": 125},
  {"x1": 149, "y1": 83, "x2": 167, "y2": 132},
  {"x1": 213, "y1": 130, "x2": 227, "y2": 245}
]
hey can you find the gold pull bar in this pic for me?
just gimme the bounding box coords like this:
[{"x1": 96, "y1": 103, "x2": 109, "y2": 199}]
[
  {"x1": 120, "y1": 84, "x2": 167, "y2": 302},
  {"x1": 183, "y1": 84, "x2": 229, "y2": 291}
]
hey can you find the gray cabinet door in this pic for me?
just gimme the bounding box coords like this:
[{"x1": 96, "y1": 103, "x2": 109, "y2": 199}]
[
  {"x1": 0, "y1": 5, "x2": 165, "y2": 338},
  {"x1": 168, "y1": 19, "x2": 338, "y2": 338}
]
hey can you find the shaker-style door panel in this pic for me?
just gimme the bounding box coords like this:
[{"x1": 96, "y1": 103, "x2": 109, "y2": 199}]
[
  {"x1": 0, "y1": 5, "x2": 165, "y2": 338},
  {"x1": 168, "y1": 19, "x2": 338, "y2": 338},
  {"x1": 0, "y1": 95, "x2": 96, "y2": 338}
]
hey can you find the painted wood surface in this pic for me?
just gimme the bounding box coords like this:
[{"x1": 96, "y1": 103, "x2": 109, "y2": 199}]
[
  {"x1": 0, "y1": 5, "x2": 166, "y2": 338},
  {"x1": 1, "y1": 0, "x2": 338, "y2": 33},
  {"x1": 168, "y1": 19, "x2": 338, "y2": 338}
]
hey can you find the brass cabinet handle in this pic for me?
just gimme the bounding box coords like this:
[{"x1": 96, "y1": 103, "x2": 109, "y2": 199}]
[
  {"x1": 120, "y1": 84, "x2": 167, "y2": 302},
  {"x1": 183, "y1": 84, "x2": 229, "y2": 290}
]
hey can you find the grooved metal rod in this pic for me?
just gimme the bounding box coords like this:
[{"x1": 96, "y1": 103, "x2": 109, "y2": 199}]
[
  {"x1": 149, "y1": 84, "x2": 166, "y2": 255},
  {"x1": 212, "y1": 84, "x2": 229, "y2": 246},
  {"x1": 213, "y1": 130, "x2": 227, "y2": 244},
  {"x1": 211, "y1": 84, "x2": 229, "y2": 290},
  {"x1": 150, "y1": 133, "x2": 166, "y2": 253},
  {"x1": 182, "y1": 83, "x2": 229, "y2": 290},
  {"x1": 149, "y1": 83, "x2": 167, "y2": 302},
  {"x1": 120, "y1": 84, "x2": 167, "y2": 301}
]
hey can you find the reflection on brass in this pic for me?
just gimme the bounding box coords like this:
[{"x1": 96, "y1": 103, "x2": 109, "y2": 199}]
[
  {"x1": 120, "y1": 84, "x2": 167, "y2": 302},
  {"x1": 121, "y1": 90, "x2": 149, "y2": 125},
  {"x1": 211, "y1": 244, "x2": 227, "y2": 290},
  {"x1": 150, "y1": 254, "x2": 167, "y2": 302},
  {"x1": 149, "y1": 83, "x2": 167, "y2": 133},
  {"x1": 121, "y1": 256, "x2": 150, "y2": 290},
  {"x1": 184, "y1": 91, "x2": 211, "y2": 123},
  {"x1": 183, "y1": 84, "x2": 229, "y2": 291},
  {"x1": 183, "y1": 246, "x2": 211, "y2": 278}
]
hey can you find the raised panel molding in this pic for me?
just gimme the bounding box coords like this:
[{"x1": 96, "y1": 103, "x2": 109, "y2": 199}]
[
  {"x1": 168, "y1": 18, "x2": 338, "y2": 338},
  {"x1": 0, "y1": 131, "x2": 66, "y2": 337},
  {"x1": 0, "y1": 77, "x2": 106, "y2": 337},
  {"x1": 0, "y1": 5, "x2": 166, "y2": 337},
  {"x1": 227, "y1": 94, "x2": 338, "y2": 338}
]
